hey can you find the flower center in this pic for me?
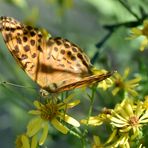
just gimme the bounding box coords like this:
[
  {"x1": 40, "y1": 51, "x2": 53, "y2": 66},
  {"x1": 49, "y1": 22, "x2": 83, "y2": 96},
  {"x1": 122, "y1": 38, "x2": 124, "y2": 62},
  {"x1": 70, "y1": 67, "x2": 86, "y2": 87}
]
[
  {"x1": 115, "y1": 79, "x2": 124, "y2": 88},
  {"x1": 40, "y1": 103, "x2": 58, "y2": 121},
  {"x1": 128, "y1": 115, "x2": 139, "y2": 126},
  {"x1": 142, "y1": 26, "x2": 148, "y2": 36}
]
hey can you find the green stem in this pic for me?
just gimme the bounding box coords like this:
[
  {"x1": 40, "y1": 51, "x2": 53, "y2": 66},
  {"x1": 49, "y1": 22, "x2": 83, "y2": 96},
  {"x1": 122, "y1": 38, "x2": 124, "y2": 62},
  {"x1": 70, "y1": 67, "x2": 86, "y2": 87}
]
[
  {"x1": 118, "y1": 0, "x2": 139, "y2": 20},
  {"x1": 69, "y1": 127, "x2": 81, "y2": 139},
  {"x1": 69, "y1": 88, "x2": 96, "y2": 147},
  {"x1": 87, "y1": 87, "x2": 96, "y2": 123},
  {"x1": 69, "y1": 127, "x2": 86, "y2": 148},
  {"x1": 81, "y1": 87, "x2": 96, "y2": 147}
]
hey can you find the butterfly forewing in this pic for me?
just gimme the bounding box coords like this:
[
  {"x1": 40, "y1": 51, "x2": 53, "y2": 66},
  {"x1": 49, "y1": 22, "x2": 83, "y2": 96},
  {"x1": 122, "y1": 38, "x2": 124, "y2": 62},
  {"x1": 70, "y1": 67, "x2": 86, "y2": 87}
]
[
  {"x1": 0, "y1": 16, "x2": 41, "y2": 81},
  {"x1": 0, "y1": 16, "x2": 112, "y2": 93},
  {"x1": 46, "y1": 37, "x2": 91, "y2": 74}
]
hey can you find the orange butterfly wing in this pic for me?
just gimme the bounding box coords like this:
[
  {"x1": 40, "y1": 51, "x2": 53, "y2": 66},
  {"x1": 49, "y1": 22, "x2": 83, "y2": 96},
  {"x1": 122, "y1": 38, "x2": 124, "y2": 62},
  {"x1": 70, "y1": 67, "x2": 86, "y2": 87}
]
[{"x1": 0, "y1": 16, "x2": 112, "y2": 93}]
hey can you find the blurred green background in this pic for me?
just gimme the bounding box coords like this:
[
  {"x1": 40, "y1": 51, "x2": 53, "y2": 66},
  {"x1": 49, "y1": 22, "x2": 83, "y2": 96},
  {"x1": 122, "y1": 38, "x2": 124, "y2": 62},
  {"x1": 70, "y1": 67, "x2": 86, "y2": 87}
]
[{"x1": 0, "y1": 0, "x2": 148, "y2": 147}]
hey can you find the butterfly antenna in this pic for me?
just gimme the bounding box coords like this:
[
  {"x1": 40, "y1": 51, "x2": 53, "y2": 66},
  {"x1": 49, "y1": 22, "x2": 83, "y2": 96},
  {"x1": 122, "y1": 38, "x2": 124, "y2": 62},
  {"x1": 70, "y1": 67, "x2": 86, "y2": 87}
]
[{"x1": 0, "y1": 81, "x2": 35, "y2": 90}]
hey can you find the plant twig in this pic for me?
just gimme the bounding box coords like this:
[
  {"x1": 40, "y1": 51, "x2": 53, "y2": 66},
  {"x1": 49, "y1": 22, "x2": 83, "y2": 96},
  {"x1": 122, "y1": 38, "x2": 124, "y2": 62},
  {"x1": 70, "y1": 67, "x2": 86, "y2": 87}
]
[
  {"x1": 92, "y1": 0, "x2": 148, "y2": 64},
  {"x1": 91, "y1": 31, "x2": 115, "y2": 64},
  {"x1": 92, "y1": 14, "x2": 148, "y2": 64},
  {"x1": 87, "y1": 87, "x2": 96, "y2": 120},
  {"x1": 118, "y1": 0, "x2": 140, "y2": 20}
]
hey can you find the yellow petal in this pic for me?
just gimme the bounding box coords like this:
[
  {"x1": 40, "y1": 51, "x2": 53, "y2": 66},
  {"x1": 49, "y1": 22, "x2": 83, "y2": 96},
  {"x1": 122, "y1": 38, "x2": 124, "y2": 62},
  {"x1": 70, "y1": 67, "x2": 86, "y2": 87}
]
[
  {"x1": 57, "y1": 94, "x2": 75, "y2": 107},
  {"x1": 123, "y1": 68, "x2": 130, "y2": 79},
  {"x1": 119, "y1": 134, "x2": 129, "y2": 145},
  {"x1": 143, "y1": 99, "x2": 148, "y2": 109},
  {"x1": 113, "y1": 134, "x2": 128, "y2": 147},
  {"x1": 126, "y1": 88, "x2": 138, "y2": 96},
  {"x1": 126, "y1": 76, "x2": 141, "y2": 84},
  {"x1": 140, "y1": 38, "x2": 148, "y2": 51},
  {"x1": 105, "y1": 129, "x2": 117, "y2": 144},
  {"x1": 124, "y1": 141, "x2": 130, "y2": 148},
  {"x1": 62, "y1": 114, "x2": 80, "y2": 127},
  {"x1": 139, "y1": 144, "x2": 144, "y2": 148},
  {"x1": 58, "y1": 100, "x2": 80, "y2": 110},
  {"x1": 112, "y1": 87, "x2": 120, "y2": 96},
  {"x1": 125, "y1": 103, "x2": 134, "y2": 116},
  {"x1": 31, "y1": 135, "x2": 37, "y2": 148},
  {"x1": 114, "y1": 111, "x2": 129, "y2": 121},
  {"x1": 139, "y1": 110, "x2": 148, "y2": 121},
  {"x1": 39, "y1": 122, "x2": 49, "y2": 145},
  {"x1": 143, "y1": 20, "x2": 148, "y2": 27},
  {"x1": 120, "y1": 126, "x2": 132, "y2": 132},
  {"x1": 66, "y1": 100, "x2": 80, "y2": 108},
  {"x1": 115, "y1": 104, "x2": 129, "y2": 119},
  {"x1": 98, "y1": 79, "x2": 113, "y2": 90},
  {"x1": 51, "y1": 118, "x2": 69, "y2": 134},
  {"x1": 139, "y1": 119, "x2": 148, "y2": 123},
  {"x1": 93, "y1": 135, "x2": 101, "y2": 145},
  {"x1": 131, "y1": 28, "x2": 142, "y2": 36},
  {"x1": 21, "y1": 135, "x2": 30, "y2": 148},
  {"x1": 135, "y1": 102, "x2": 144, "y2": 117},
  {"x1": 28, "y1": 110, "x2": 41, "y2": 115},
  {"x1": 27, "y1": 117, "x2": 43, "y2": 137},
  {"x1": 111, "y1": 117, "x2": 126, "y2": 127},
  {"x1": 33, "y1": 101, "x2": 42, "y2": 109},
  {"x1": 81, "y1": 116, "x2": 103, "y2": 126}
]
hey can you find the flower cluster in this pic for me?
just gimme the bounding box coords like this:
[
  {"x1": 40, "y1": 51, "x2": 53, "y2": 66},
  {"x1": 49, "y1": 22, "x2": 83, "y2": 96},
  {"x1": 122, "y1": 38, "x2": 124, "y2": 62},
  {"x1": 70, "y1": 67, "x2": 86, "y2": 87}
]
[
  {"x1": 81, "y1": 108, "x2": 112, "y2": 126},
  {"x1": 16, "y1": 95, "x2": 80, "y2": 147},
  {"x1": 91, "y1": 68, "x2": 114, "y2": 90},
  {"x1": 111, "y1": 68, "x2": 141, "y2": 96},
  {"x1": 15, "y1": 65, "x2": 145, "y2": 148},
  {"x1": 109, "y1": 98, "x2": 148, "y2": 147},
  {"x1": 129, "y1": 20, "x2": 148, "y2": 51},
  {"x1": 97, "y1": 67, "x2": 141, "y2": 97},
  {"x1": 81, "y1": 97, "x2": 148, "y2": 147}
]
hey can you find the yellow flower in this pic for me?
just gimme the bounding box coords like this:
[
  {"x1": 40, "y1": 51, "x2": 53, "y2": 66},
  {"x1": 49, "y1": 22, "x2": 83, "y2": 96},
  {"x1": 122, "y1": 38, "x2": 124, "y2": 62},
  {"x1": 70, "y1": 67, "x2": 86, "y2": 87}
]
[
  {"x1": 15, "y1": 134, "x2": 37, "y2": 148},
  {"x1": 27, "y1": 95, "x2": 80, "y2": 145},
  {"x1": 103, "y1": 98, "x2": 148, "y2": 147},
  {"x1": 81, "y1": 108, "x2": 112, "y2": 126},
  {"x1": 91, "y1": 68, "x2": 113, "y2": 90},
  {"x1": 110, "y1": 98, "x2": 148, "y2": 137},
  {"x1": 111, "y1": 68, "x2": 141, "y2": 96},
  {"x1": 82, "y1": 97, "x2": 147, "y2": 147},
  {"x1": 129, "y1": 20, "x2": 148, "y2": 51},
  {"x1": 97, "y1": 78, "x2": 113, "y2": 91}
]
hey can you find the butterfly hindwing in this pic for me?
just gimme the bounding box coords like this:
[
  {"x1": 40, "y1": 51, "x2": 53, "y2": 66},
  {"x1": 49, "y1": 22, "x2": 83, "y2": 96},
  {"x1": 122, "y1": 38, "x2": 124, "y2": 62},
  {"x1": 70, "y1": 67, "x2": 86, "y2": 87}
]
[{"x1": 53, "y1": 72, "x2": 113, "y2": 93}]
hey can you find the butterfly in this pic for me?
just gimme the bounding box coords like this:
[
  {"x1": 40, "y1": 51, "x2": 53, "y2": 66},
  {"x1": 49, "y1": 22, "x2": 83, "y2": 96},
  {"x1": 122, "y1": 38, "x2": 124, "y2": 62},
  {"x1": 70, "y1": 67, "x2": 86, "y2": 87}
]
[{"x1": 0, "y1": 16, "x2": 112, "y2": 93}]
